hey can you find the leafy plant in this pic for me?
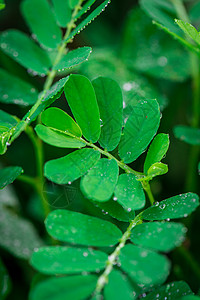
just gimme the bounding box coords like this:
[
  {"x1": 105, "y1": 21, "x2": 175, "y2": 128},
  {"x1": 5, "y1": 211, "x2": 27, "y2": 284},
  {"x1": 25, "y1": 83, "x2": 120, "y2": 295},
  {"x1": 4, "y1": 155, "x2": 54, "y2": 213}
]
[{"x1": 0, "y1": 0, "x2": 200, "y2": 300}]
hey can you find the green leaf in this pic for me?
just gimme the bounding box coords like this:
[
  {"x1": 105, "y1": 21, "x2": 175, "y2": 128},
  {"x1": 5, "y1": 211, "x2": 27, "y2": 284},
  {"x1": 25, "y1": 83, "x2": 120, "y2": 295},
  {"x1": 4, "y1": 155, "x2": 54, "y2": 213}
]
[
  {"x1": 0, "y1": 258, "x2": 11, "y2": 300},
  {"x1": 92, "y1": 77, "x2": 123, "y2": 151},
  {"x1": 147, "y1": 162, "x2": 168, "y2": 179},
  {"x1": 144, "y1": 281, "x2": 193, "y2": 300},
  {"x1": 0, "y1": 110, "x2": 18, "y2": 129},
  {"x1": 69, "y1": 0, "x2": 79, "y2": 9},
  {"x1": 131, "y1": 222, "x2": 186, "y2": 252},
  {"x1": 189, "y1": 2, "x2": 200, "y2": 23},
  {"x1": 66, "y1": 0, "x2": 111, "y2": 42},
  {"x1": 31, "y1": 246, "x2": 107, "y2": 274},
  {"x1": 41, "y1": 107, "x2": 82, "y2": 137},
  {"x1": 75, "y1": 0, "x2": 96, "y2": 20},
  {"x1": 0, "y1": 127, "x2": 12, "y2": 155},
  {"x1": 120, "y1": 244, "x2": 170, "y2": 287},
  {"x1": 114, "y1": 174, "x2": 145, "y2": 211},
  {"x1": 121, "y1": 8, "x2": 191, "y2": 81},
  {"x1": 45, "y1": 209, "x2": 121, "y2": 246},
  {"x1": 29, "y1": 274, "x2": 97, "y2": 300},
  {"x1": 0, "y1": 68, "x2": 38, "y2": 106},
  {"x1": 179, "y1": 296, "x2": 200, "y2": 300},
  {"x1": 35, "y1": 125, "x2": 85, "y2": 148},
  {"x1": 93, "y1": 198, "x2": 135, "y2": 222},
  {"x1": 44, "y1": 148, "x2": 100, "y2": 184},
  {"x1": 0, "y1": 207, "x2": 43, "y2": 259},
  {"x1": 174, "y1": 126, "x2": 200, "y2": 145},
  {"x1": 140, "y1": 0, "x2": 179, "y2": 33},
  {"x1": 64, "y1": 74, "x2": 100, "y2": 142},
  {"x1": 104, "y1": 269, "x2": 136, "y2": 300},
  {"x1": 175, "y1": 19, "x2": 200, "y2": 46},
  {"x1": 54, "y1": 47, "x2": 92, "y2": 71},
  {"x1": 81, "y1": 158, "x2": 119, "y2": 202},
  {"x1": 0, "y1": 0, "x2": 5, "y2": 10},
  {"x1": 0, "y1": 30, "x2": 51, "y2": 75},
  {"x1": 0, "y1": 166, "x2": 23, "y2": 189},
  {"x1": 21, "y1": 0, "x2": 62, "y2": 49},
  {"x1": 118, "y1": 99, "x2": 160, "y2": 163},
  {"x1": 51, "y1": 0, "x2": 72, "y2": 28},
  {"x1": 142, "y1": 193, "x2": 199, "y2": 221},
  {"x1": 144, "y1": 133, "x2": 170, "y2": 174}
]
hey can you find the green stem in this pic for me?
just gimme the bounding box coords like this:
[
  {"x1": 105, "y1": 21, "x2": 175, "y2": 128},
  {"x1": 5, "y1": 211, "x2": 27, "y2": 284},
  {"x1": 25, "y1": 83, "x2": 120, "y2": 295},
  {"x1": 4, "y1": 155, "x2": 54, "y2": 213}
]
[
  {"x1": 10, "y1": 1, "x2": 83, "y2": 143},
  {"x1": 171, "y1": 0, "x2": 200, "y2": 192},
  {"x1": 94, "y1": 215, "x2": 142, "y2": 295},
  {"x1": 142, "y1": 181, "x2": 155, "y2": 206},
  {"x1": 17, "y1": 174, "x2": 36, "y2": 187}
]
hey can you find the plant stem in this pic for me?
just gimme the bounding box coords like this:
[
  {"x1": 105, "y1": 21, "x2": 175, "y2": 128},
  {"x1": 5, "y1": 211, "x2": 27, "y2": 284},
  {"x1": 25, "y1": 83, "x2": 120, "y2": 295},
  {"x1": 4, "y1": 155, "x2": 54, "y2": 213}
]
[
  {"x1": 17, "y1": 174, "x2": 36, "y2": 187},
  {"x1": 94, "y1": 215, "x2": 142, "y2": 295},
  {"x1": 171, "y1": 0, "x2": 200, "y2": 192},
  {"x1": 10, "y1": 1, "x2": 83, "y2": 144},
  {"x1": 142, "y1": 181, "x2": 155, "y2": 206}
]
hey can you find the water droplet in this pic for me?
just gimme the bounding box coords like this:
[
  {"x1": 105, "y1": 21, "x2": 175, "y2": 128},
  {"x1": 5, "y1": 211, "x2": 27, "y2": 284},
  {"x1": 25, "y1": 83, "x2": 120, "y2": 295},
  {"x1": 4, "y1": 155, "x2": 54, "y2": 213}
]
[
  {"x1": 113, "y1": 196, "x2": 117, "y2": 201},
  {"x1": 83, "y1": 251, "x2": 88, "y2": 257},
  {"x1": 160, "y1": 203, "x2": 166, "y2": 209}
]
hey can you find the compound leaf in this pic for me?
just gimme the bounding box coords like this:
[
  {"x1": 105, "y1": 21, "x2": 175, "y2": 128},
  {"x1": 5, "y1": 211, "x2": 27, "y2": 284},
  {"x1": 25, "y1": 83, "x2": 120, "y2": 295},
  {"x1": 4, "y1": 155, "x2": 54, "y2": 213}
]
[
  {"x1": 0, "y1": 166, "x2": 23, "y2": 189},
  {"x1": 131, "y1": 222, "x2": 186, "y2": 252},
  {"x1": 0, "y1": 68, "x2": 38, "y2": 106},
  {"x1": 120, "y1": 244, "x2": 170, "y2": 287},
  {"x1": 21, "y1": 0, "x2": 62, "y2": 49},
  {"x1": 174, "y1": 126, "x2": 200, "y2": 145},
  {"x1": 142, "y1": 193, "x2": 199, "y2": 221},
  {"x1": 29, "y1": 274, "x2": 97, "y2": 300},
  {"x1": 104, "y1": 269, "x2": 136, "y2": 300},
  {"x1": 175, "y1": 20, "x2": 200, "y2": 46},
  {"x1": 0, "y1": 258, "x2": 11, "y2": 300},
  {"x1": 45, "y1": 209, "x2": 121, "y2": 247},
  {"x1": 81, "y1": 158, "x2": 119, "y2": 202},
  {"x1": 64, "y1": 74, "x2": 100, "y2": 142},
  {"x1": 41, "y1": 107, "x2": 82, "y2": 137},
  {"x1": 51, "y1": 0, "x2": 72, "y2": 28},
  {"x1": 114, "y1": 173, "x2": 145, "y2": 211},
  {"x1": 66, "y1": 0, "x2": 111, "y2": 42},
  {"x1": 0, "y1": 207, "x2": 43, "y2": 259},
  {"x1": 144, "y1": 133, "x2": 170, "y2": 174},
  {"x1": 35, "y1": 125, "x2": 85, "y2": 148},
  {"x1": 118, "y1": 99, "x2": 160, "y2": 163},
  {"x1": 31, "y1": 246, "x2": 107, "y2": 275},
  {"x1": 44, "y1": 148, "x2": 100, "y2": 184},
  {"x1": 54, "y1": 47, "x2": 92, "y2": 72},
  {"x1": 0, "y1": 30, "x2": 51, "y2": 75},
  {"x1": 92, "y1": 77, "x2": 123, "y2": 151},
  {"x1": 145, "y1": 281, "x2": 193, "y2": 300}
]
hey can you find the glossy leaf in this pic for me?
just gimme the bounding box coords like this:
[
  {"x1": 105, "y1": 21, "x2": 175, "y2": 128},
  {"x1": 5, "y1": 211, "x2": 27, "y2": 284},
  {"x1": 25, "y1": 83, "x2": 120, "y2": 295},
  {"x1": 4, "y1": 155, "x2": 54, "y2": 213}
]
[
  {"x1": 120, "y1": 244, "x2": 170, "y2": 287},
  {"x1": 131, "y1": 222, "x2": 186, "y2": 252},
  {"x1": 94, "y1": 198, "x2": 135, "y2": 222},
  {"x1": 114, "y1": 173, "x2": 145, "y2": 211},
  {"x1": 44, "y1": 148, "x2": 100, "y2": 184},
  {"x1": 147, "y1": 162, "x2": 168, "y2": 179},
  {"x1": 175, "y1": 20, "x2": 200, "y2": 46},
  {"x1": 75, "y1": 0, "x2": 96, "y2": 20},
  {"x1": 0, "y1": 68, "x2": 38, "y2": 106},
  {"x1": 144, "y1": 133, "x2": 169, "y2": 174},
  {"x1": 41, "y1": 107, "x2": 82, "y2": 137},
  {"x1": 21, "y1": 0, "x2": 62, "y2": 49},
  {"x1": 0, "y1": 127, "x2": 12, "y2": 155},
  {"x1": 0, "y1": 258, "x2": 11, "y2": 300},
  {"x1": 0, "y1": 166, "x2": 23, "y2": 189},
  {"x1": 142, "y1": 193, "x2": 199, "y2": 221},
  {"x1": 0, "y1": 30, "x2": 51, "y2": 75},
  {"x1": 64, "y1": 74, "x2": 100, "y2": 142},
  {"x1": 140, "y1": 0, "x2": 178, "y2": 33},
  {"x1": 174, "y1": 126, "x2": 200, "y2": 145},
  {"x1": 81, "y1": 158, "x2": 119, "y2": 202},
  {"x1": 66, "y1": 0, "x2": 111, "y2": 42},
  {"x1": 0, "y1": 207, "x2": 43, "y2": 259},
  {"x1": 35, "y1": 125, "x2": 85, "y2": 148},
  {"x1": 92, "y1": 77, "x2": 123, "y2": 151},
  {"x1": 51, "y1": 0, "x2": 71, "y2": 28},
  {"x1": 45, "y1": 209, "x2": 121, "y2": 246},
  {"x1": 104, "y1": 269, "x2": 136, "y2": 300},
  {"x1": 118, "y1": 99, "x2": 160, "y2": 163},
  {"x1": 54, "y1": 47, "x2": 92, "y2": 71},
  {"x1": 121, "y1": 8, "x2": 191, "y2": 81},
  {"x1": 145, "y1": 281, "x2": 193, "y2": 300},
  {"x1": 29, "y1": 274, "x2": 97, "y2": 300},
  {"x1": 31, "y1": 246, "x2": 107, "y2": 274}
]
